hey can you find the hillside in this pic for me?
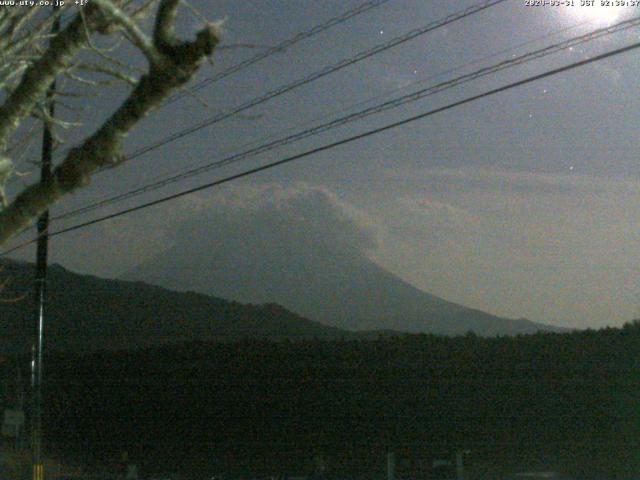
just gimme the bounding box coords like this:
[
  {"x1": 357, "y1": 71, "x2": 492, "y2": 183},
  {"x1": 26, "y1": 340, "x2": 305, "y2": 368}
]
[{"x1": 0, "y1": 259, "x2": 358, "y2": 353}]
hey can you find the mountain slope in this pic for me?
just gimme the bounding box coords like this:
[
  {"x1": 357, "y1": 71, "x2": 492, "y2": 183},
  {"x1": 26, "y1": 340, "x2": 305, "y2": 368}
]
[
  {"x1": 0, "y1": 259, "x2": 358, "y2": 353},
  {"x1": 124, "y1": 234, "x2": 564, "y2": 336}
]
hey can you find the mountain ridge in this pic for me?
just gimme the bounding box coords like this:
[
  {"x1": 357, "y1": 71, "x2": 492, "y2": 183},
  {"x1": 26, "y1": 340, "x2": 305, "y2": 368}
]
[
  {"x1": 0, "y1": 255, "x2": 564, "y2": 356},
  {"x1": 124, "y1": 235, "x2": 566, "y2": 337},
  {"x1": 0, "y1": 259, "x2": 366, "y2": 353}
]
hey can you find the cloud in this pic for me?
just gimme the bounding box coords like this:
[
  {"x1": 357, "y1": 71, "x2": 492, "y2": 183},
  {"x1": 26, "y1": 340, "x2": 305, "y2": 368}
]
[
  {"x1": 362, "y1": 165, "x2": 640, "y2": 328},
  {"x1": 385, "y1": 165, "x2": 640, "y2": 197},
  {"x1": 173, "y1": 183, "x2": 378, "y2": 258},
  {"x1": 43, "y1": 182, "x2": 379, "y2": 279},
  {"x1": 395, "y1": 196, "x2": 481, "y2": 234},
  {"x1": 26, "y1": 167, "x2": 640, "y2": 330}
]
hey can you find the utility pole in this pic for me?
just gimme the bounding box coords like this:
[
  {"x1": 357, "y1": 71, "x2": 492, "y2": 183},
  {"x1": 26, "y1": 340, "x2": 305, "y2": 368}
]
[
  {"x1": 386, "y1": 450, "x2": 395, "y2": 480},
  {"x1": 32, "y1": 11, "x2": 60, "y2": 480}
]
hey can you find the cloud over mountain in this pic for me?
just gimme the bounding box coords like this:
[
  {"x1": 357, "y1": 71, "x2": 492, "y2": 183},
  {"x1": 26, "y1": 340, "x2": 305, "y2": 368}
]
[{"x1": 124, "y1": 183, "x2": 562, "y2": 336}]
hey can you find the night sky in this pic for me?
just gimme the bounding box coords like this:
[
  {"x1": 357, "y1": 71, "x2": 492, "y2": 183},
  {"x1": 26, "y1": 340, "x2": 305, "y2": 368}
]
[{"x1": 6, "y1": 0, "x2": 640, "y2": 329}]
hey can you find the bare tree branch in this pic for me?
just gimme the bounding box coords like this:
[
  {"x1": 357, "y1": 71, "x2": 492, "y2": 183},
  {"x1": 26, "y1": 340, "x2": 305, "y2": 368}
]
[
  {"x1": 0, "y1": 10, "x2": 98, "y2": 151},
  {"x1": 0, "y1": 0, "x2": 221, "y2": 245},
  {"x1": 91, "y1": 0, "x2": 162, "y2": 65}
]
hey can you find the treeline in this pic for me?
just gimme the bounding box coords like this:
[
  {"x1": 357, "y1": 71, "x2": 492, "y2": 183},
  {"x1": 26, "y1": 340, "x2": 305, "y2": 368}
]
[{"x1": 40, "y1": 322, "x2": 640, "y2": 479}]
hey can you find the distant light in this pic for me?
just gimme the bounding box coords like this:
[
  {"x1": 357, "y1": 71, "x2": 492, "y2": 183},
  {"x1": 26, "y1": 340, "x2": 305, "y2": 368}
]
[
  {"x1": 569, "y1": 166, "x2": 574, "y2": 171},
  {"x1": 565, "y1": 5, "x2": 625, "y2": 26},
  {"x1": 379, "y1": 30, "x2": 384, "y2": 34}
]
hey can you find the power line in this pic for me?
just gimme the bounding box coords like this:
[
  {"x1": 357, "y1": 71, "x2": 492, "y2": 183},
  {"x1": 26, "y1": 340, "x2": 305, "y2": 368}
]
[
  {"x1": 121, "y1": 0, "x2": 508, "y2": 162},
  {"x1": 2, "y1": 36, "x2": 638, "y2": 256},
  {"x1": 145, "y1": 15, "x2": 598, "y2": 179},
  {"x1": 53, "y1": 0, "x2": 504, "y2": 212},
  {"x1": 164, "y1": 0, "x2": 394, "y2": 106},
  {"x1": 52, "y1": 16, "x2": 640, "y2": 222},
  {"x1": 49, "y1": 0, "x2": 394, "y2": 164},
  {"x1": 58, "y1": 15, "x2": 600, "y2": 217}
]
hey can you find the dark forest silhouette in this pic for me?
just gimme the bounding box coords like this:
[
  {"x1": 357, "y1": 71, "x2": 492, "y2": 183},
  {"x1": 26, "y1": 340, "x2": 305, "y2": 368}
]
[{"x1": 27, "y1": 321, "x2": 640, "y2": 479}]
